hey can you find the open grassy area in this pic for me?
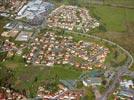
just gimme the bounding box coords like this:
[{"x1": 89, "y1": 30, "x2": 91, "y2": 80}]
[
  {"x1": 122, "y1": 75, "x2": 134, "y2": 80},
  {"x1": 104, "y1": 0, "x2": 134, "y2": 7},
  {"x1": 130, "y1": 65, "x2": 134, "y2": 71},
  {"x1": 0, "y1": 55, "x2": 82, "y2": 97},
  {"x1": 49, "y1": 0, "x2": 134, "y2": 7},
  {"x1": 84, "y1": 87, "x2": 95, "y2": 100},
  {"x1": 89, "y1": 5, "x2": 134, "y2": 32},
  {"x1": 2, "y1": 55, "x2": 25, "y2": 69},
  {"x1": 0, "y1": 17, "x2": 9, "y2": 33}
]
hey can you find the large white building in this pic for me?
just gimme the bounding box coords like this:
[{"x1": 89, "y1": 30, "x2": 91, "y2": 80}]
[
  {"x1": 16, "y1": 0, "x2": 54, "y2": 26},
  {"x1": 83, "y1": 78, "x2": 102, "y2": 87}
]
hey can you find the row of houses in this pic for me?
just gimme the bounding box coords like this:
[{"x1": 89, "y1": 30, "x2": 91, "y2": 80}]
[
  {"x1": 0, "y1": 0, "x2": 26, "y2": 17},
  {"x1": 48, "y1": 5, "x2": 99, "y2": 32},
  {"x1": 23, "y1": 32, "x2": 109, "y2": 70},
  {"x1": 0, "y1": 87, "x2": 27, "y2": 100},
  {"x1": 0, "y1": 40, "x2": 15, "y2": 52},
  {"x1": 0, "y1": 40, "x2": 17, "y2": 61},
  {"x1": 36, "y1": 85, "x2": 84, "y2": 100}
]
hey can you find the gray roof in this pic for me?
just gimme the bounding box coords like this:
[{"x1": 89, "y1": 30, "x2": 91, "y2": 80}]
[
  {"x1": 118, "y1": 90, "x2": 134, "y2": 97},
  {"x1": 60, "y1": 80, "x2": 77, "y2": 90},
  {"x1": 17, "y1": 0, "x2": 54, "y2": 23}
]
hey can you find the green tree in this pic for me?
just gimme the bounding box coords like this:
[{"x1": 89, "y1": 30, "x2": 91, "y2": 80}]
[{"x1": 0, "y1": 66, "x2": 15, "y2": 87}]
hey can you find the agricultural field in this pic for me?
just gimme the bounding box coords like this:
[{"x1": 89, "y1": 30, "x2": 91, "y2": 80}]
[
  {"x1": 104, "y1": 0, "x2": 134, "y2": 7},
  {"x1": 89, "y1": 5, "x2": 134, "y2": 32}
]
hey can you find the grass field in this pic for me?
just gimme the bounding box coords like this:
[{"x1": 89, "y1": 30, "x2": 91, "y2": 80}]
[
  {"x1": 0, "y1": 17, "x2": 9, "y2": 33},
  {"x1": 49, "y1": 0, "x2": 134, "y2": 7},
  {"x1": 104, "y1": 0, "x2": 134, "y2": 6},
  {"x1": 0, "y1": 55, "x2": 82, "y2": 96},
  {"x1": 12, "y1": 65, "x2": 81, "y2": 96},
  {"x1": 89, "y1": 5, "x2": 134, "y2": 32}
]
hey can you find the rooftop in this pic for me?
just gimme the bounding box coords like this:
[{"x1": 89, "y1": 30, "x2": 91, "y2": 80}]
[{"x1": 17, "y1": 0, "x2": 54, "y2": 24}]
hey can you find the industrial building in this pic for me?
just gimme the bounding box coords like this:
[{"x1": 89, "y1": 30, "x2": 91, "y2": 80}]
[
  {"x1": 16, "y1": 0, "x2": 54, "y2": 26},
  {"x1": 15, "y1": 31, "x2": 33, "y2": 41}
]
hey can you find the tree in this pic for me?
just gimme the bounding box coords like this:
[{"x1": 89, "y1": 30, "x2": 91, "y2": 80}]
[
  {"x1": 0, "y1": 66, "x2": 14, "y2": 87},
  {"x1": 102, "y1": 80, "x2": 107, "y2": 85}
]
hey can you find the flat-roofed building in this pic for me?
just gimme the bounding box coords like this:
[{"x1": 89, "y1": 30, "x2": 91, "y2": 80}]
[
  {"x1": 83, "y1": 78, "x2": 102, "y2": 86},
  {"x1": 15, "y1": 31, "x2": 33, "y2": 41},
  {"x1": 16, "y1": 0, "x2": 54, "y2": 26}
]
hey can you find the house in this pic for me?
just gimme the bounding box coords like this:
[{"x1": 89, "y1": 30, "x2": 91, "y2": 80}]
[
  {"x1": 1, "y1": 30, "x2": 19, "y2": 37},
  {"x1": 47, "y1": 5, "x2": 99, "y2": 32},
  {"x1": 4, "y1": 22, "x2": 17, "y2": 29},
  {"x1": 120, "y1": 80, "x2": 134, "y2": 89}
]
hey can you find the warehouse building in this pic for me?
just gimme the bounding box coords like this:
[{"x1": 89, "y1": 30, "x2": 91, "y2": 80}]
[{"x1": 16, "y1": 0, "x2": 54, "y2": 26}]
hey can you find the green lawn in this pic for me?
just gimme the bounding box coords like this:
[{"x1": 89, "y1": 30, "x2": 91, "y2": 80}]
[
  {"x1": 84, "y1": 87, "x2": 95, "y2": 100},
  {"x1": 0, "y1": 17, "x2": 9, "y2": 33},
  {"x1": 49, "y1": 65, "x2": 82, "y2": 80},
  {"x1": 12, "y1": 65, "x2": 81, "y2": 96},
  {"x1": 108, "y1": 94, "x2": 115, "y2": 100},
  {"x1": 122, "y1": 75, "x2": 134, "y2": 80},
  {"x1": 0, "y1": 55, "x2": 82, "y2": 97},
  {"x1": 130, "y1": 65, "x2": 134, "y2": 71},
  {"x1": 89, "y1": 5, "x2": 134, "y2": 32},
  {"x1": 104, "y1": 0, "x2": 134, "y2": 6}
]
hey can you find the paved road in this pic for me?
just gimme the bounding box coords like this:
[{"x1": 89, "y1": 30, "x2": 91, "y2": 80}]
[
  {"x1": 124, "y1": 71, "x2": 134, "y2": 78},
  {"x1": 99, "y1": 66, "x2": 129, "y2": 100},
  {"x1": 92, "y1": 86, "x2": 102, "y2": 100}
]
